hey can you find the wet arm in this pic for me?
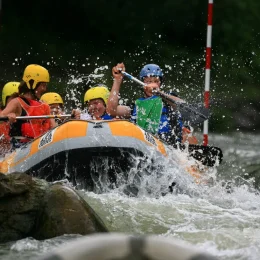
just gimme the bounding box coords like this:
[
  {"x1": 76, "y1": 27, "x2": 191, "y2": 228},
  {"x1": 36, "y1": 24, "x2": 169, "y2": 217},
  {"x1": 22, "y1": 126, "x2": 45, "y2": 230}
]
[
  {"x1": 106, "y1": 80, "x2": 131, "y2": 118},
  {"x1": 0, "y1": 98, "x2": 21, "y2": 116}
]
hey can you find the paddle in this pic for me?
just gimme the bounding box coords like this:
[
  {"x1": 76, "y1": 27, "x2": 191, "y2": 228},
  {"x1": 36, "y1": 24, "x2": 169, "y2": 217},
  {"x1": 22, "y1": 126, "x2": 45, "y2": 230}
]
[
  {"x1": 155, "y1": 91, "x2": 209, "y2": 124},
  {"x1": 121, "y1": 71, "x2": 223, "y2": 167},
  {"x1": 0, "y1": 114, "x2": 72, "y2": 121},
  {"x1": 121, "y1": 71, "x2": 209, "y2": 124},
  {"x1": 177, "y1": 143, "x2": 223, "y2": 167}
]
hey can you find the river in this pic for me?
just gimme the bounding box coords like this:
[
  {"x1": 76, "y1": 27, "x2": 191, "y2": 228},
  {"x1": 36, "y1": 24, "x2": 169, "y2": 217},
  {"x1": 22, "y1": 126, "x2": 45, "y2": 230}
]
[{"x1": 1, "y1": 132, "x2": 260, "y2": 260}]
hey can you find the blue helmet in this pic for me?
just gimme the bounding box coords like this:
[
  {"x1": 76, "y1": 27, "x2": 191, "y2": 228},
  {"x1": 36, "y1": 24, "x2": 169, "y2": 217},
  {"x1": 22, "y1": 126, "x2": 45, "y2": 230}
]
[{"x1": 139, "y1": 64, "x2": 163, "y2": 81}]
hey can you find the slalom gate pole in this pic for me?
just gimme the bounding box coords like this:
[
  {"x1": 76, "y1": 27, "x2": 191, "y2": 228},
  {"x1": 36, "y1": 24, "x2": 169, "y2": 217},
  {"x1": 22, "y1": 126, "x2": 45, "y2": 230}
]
[{"x1": 203, "y1": 0, "x2": 213, "y2": 146}]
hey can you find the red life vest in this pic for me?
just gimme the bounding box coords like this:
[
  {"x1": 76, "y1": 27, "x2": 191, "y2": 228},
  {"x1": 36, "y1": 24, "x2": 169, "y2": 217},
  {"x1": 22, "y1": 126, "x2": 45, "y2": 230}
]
[{"x1": 18, "y1": 97, "x2": 51, "y2": 138}]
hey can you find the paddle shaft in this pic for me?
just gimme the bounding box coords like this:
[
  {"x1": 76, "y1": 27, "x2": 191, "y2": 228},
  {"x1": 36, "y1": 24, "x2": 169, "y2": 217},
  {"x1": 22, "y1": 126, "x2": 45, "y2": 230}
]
[
  {"x1": 121, "y1": 71, "x2": 145, "y2": 86},
  {"x1": 156, "y1": 91, "x2": 208, "y2": 120},
  {"x1": 121, "y1": 71, "x2": 184, "y2": 105},
  {"x1": 0, "y1": 114, "x2": 72, "y2": 121},
  {"x1": 121, "y1": 71, "x2": 208, "y2": 121}
]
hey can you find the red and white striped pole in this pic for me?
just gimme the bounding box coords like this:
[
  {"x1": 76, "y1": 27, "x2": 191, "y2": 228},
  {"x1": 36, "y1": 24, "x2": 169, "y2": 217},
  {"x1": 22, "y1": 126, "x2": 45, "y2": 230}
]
[{"x1": 203, "y1": 0, "x2": 213, "y2": 146}]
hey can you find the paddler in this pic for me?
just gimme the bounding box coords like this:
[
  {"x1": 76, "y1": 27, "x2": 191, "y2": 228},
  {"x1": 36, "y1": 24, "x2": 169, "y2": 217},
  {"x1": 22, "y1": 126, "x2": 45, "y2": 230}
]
[
  {"x1": 40, "y1": 92, "x2": 67, "y2": 124},
  {"x1": 0, "y1": 82, "x2": 19, "y2": 155},
  {"x1": 106, "y1": 63, "x2": 198, "y2": 145},
  {"x1": 80, "y1": 84, "x2": 113, "y2": 120},
  {"x1": 40, "y1": 92, "x2": 64, "y2": 116},
  {"x1": 0, "y1": 64, "x2": 56, "y2": 146}
]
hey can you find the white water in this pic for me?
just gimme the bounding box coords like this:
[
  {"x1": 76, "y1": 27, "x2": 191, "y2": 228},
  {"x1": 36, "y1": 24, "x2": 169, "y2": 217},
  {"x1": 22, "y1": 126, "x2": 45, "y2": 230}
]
[
  {"x1": 1, "y1": 133, "x2": 260, "y2": 260},
  {"x1": 79, "y1": 133, "x2": 260, "y2": 260}
]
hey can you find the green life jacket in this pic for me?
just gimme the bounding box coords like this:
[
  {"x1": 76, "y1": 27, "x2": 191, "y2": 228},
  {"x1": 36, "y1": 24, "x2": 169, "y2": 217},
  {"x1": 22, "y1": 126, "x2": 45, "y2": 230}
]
[{"x1": 135, "y1": 96, "x2": 163, "y2": 134}]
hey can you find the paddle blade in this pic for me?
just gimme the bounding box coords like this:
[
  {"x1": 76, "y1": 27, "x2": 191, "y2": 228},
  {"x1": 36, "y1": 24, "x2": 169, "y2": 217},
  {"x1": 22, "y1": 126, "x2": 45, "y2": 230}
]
[
  {"x1": 179, "y1": 104, "x2": 210, "y2": 124},
  {"x1": 187, "y1": 144, "x2": 223, "y2": 167}
]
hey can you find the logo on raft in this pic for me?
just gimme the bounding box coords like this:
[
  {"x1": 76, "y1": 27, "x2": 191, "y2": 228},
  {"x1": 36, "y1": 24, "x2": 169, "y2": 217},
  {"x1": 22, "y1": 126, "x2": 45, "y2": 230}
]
[
  {"x1": 137, "y1": 126, "x2": 157, "y2": 147},
  {"x1": 144, "y1": 132, "x2": 157, "y2": 146},
  {"x1": 38, "y1": 128, "x2": 56, "y2": 149}
]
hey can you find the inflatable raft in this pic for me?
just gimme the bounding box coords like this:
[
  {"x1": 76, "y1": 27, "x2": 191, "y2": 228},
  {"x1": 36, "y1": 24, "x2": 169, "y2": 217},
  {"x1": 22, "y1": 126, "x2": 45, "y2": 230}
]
[
  {"x1": 39, "y1": 233, "x2": 217, "y2": 260},
  {"x1": 0, "y1": 120, "x2": 209, "y2": 192}
]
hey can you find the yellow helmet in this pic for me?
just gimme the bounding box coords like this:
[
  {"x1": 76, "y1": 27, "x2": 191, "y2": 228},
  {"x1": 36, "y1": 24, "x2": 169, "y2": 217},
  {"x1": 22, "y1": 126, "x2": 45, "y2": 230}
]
[
  {"x1": 2, "y1": 82, "x2": 20, "y2": 106},
  {"x1": 22, "y1": 64, "x2": 50, "y2": 89},
  {"x1": 40, "y1": 92, "x2": 64, "y2": 105},
  {"x1": 84, "y1": 85, "x2": 110, "y2": 105}
]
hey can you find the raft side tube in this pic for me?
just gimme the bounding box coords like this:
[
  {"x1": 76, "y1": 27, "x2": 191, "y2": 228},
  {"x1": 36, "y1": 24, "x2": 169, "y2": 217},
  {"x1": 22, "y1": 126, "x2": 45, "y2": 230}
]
[{"x1": 38, "y1": 233, "x2": 217, "y2": 260}]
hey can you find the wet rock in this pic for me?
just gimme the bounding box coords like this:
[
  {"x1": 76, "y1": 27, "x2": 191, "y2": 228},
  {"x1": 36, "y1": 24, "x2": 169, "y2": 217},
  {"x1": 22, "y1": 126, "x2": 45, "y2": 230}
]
[
  {"x1": 0, "y1": 173, "x2": 47, "y2": 242},
  {"x1": 0, "y1": 173, "x2": 108, "y2": 243},
  {"x1": 34, "y1": 182, "x2": 108, "y2": 239},
  {"x1": 0, "y1": 172, "x2": 32, "y2": 197}
]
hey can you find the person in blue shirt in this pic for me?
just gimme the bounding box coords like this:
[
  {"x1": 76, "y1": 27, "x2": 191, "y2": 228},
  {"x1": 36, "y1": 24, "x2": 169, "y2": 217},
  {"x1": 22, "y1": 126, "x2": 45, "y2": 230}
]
[{"x1": 106, "y1": 63, "x2": 198, "y2": 145}]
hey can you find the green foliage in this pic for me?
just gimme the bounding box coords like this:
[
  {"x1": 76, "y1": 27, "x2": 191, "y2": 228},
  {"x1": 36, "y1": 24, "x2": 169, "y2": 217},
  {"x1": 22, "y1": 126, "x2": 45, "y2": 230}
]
[{"x1": 0, "y1": 0, "x2": 259, "y2": 132}]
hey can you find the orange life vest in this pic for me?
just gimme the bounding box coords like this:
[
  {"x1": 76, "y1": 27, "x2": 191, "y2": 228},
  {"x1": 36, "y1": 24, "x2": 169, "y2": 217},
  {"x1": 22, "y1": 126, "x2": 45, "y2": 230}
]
[{"x1": 18, "y1": 97, "x2": 51, "y2": 138}]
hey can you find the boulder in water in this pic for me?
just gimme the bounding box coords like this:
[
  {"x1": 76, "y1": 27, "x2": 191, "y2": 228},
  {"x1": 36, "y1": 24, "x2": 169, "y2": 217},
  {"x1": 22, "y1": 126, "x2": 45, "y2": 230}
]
[
  {"x1": 0, "y1": 172, "x2": 108, "y2": 243},
  {"x1": 34, "y1": 181, "x2": 108, "y2": 239}
]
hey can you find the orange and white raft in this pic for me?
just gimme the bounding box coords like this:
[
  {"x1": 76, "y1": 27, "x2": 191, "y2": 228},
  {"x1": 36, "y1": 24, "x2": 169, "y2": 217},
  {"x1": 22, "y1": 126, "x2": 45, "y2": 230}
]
[{"x1": 0, "y1": 120, "x2": 208, "y2": 189}]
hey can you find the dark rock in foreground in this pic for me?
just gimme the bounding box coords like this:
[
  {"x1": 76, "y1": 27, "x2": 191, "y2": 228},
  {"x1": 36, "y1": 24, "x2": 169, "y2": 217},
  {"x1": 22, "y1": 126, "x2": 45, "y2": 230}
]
[{"x1": 0, "y1": 173, "x2": 108, "y2": 243}]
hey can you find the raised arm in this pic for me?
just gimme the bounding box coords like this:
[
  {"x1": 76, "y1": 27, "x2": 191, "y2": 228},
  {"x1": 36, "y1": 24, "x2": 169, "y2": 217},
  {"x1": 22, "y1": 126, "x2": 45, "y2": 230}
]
[{"x1": 106, "y1": 63, "x2": 131, "y2": 118}]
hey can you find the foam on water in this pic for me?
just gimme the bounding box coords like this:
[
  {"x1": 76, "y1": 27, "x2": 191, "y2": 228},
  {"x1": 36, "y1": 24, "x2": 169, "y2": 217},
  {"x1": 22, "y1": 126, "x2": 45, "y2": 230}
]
[
  {"x1": 1, "y1": 235, "x2": 82, "y2": 260},
  {"x1": 2, "y1": 130, "x2": 256, "y2": 260},
  {"x1": 82, "y1": 182, "x2": 260, "y2": 259},
  {"x1": 75, "y1": 134, "x2": 260, "y2": 260}
]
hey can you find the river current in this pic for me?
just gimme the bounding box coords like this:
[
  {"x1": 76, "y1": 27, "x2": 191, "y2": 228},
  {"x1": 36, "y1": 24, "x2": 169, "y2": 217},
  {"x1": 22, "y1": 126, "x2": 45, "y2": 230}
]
[{"x1": 1, "y1": 133, "x2": 260, "y2": 260}]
